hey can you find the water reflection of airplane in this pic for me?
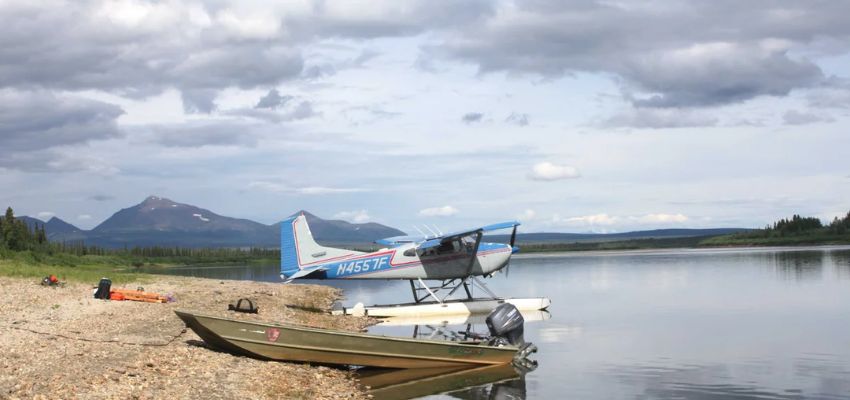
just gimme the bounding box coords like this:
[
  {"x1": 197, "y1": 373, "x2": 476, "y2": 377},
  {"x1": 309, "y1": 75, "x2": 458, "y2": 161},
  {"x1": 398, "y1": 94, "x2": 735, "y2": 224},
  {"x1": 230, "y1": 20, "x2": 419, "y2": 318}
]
[
  {"x1": 357, "y1": 363, "x2": 532, "y2": 400},
  {"x1": 280, "y1": 214, "x2": 550, "y2": 316}
]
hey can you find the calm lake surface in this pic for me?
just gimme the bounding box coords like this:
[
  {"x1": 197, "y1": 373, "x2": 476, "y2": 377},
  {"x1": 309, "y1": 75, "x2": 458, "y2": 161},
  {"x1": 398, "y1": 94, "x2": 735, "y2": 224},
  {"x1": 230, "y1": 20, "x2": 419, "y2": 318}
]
[{"x1": 146, "y1": 246, "x2": 850, "y2": 399}]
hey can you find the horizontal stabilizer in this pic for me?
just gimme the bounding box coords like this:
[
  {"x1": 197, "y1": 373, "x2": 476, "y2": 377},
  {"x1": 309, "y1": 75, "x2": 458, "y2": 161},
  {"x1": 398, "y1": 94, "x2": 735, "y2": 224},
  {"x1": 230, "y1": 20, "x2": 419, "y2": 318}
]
[
  {"x1": 375, "y1": 235, "x2": 424, "y2": 246},
  {"x1": 283, "y1": 267, "x2": 327, "y2": 282}
]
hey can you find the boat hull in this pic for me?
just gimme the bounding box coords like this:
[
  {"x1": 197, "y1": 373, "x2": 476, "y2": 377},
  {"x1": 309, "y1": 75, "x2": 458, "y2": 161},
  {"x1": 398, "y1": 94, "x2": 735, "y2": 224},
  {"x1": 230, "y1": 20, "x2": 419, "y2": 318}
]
[{"x1": 175, "y1": 310, "x2": 520, "y2": 369}]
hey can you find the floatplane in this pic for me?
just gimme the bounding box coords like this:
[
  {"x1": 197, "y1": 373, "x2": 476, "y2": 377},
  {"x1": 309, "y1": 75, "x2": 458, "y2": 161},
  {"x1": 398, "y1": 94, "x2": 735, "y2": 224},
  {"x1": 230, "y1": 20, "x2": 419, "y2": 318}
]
[{"x1": 280, "y1": 213, "x2": 550, "y2": 317}]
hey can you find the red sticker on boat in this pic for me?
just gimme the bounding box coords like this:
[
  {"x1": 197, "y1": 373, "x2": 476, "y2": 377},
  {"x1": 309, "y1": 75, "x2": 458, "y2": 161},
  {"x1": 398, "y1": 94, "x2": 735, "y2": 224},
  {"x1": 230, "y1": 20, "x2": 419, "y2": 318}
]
[{"x1": 266, "y1": 328, "x2": 280, "y2": 342}]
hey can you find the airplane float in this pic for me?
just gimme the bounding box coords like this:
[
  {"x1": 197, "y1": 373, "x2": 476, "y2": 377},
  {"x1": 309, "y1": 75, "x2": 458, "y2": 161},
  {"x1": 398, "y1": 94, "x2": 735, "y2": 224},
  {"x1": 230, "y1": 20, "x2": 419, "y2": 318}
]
[{"x1": 280, "y1": 213, "x2": 551, "y2": 317}]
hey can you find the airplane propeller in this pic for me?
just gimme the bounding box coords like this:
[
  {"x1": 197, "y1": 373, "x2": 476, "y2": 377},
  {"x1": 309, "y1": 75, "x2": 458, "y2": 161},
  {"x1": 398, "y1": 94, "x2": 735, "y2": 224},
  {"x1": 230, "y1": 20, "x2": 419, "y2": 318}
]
[{"x1": 504, "y1": 225, "x2": 518, "y2": 278}]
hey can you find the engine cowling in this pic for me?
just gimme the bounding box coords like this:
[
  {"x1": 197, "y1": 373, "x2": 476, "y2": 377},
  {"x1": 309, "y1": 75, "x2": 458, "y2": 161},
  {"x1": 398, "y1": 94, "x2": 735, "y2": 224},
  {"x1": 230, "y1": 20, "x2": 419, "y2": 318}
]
[{"x1": 485, "y1": 303, "x2": 525, "y2": 347}]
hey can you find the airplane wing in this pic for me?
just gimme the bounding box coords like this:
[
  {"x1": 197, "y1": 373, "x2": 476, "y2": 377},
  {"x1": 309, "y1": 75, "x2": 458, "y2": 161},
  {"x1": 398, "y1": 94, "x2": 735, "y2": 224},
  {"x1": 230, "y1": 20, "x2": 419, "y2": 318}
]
[
  {"x1": 425, "y1": 221, "x2": 520, "y2": 244},
  {"x1": 376, "y1": 221, "x2": 520, "y2": 247},
  {"x1": 415, "y1": 221, "x2": 521, "y2": 250},
  {"x1": 480, "y1": 221, "x2": 521, "y2": 232}
]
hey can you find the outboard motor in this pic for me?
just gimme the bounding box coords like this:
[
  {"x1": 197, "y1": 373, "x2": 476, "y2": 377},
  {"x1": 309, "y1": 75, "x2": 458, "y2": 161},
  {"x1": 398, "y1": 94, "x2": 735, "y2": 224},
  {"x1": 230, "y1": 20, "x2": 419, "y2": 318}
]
[
  {"x1": 486, "y1": 303, "x2": 538, "y2": 366},
  {"x1": 486, "y1": 303, "x2": 526, "y2": 347}
]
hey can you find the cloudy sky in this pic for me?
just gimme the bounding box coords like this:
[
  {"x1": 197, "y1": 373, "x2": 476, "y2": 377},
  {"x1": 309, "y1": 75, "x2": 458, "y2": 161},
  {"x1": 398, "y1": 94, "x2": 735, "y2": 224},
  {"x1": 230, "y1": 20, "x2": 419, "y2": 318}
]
[{"x1": 1, "y1": 0, "x2": 849, "y2": 233}]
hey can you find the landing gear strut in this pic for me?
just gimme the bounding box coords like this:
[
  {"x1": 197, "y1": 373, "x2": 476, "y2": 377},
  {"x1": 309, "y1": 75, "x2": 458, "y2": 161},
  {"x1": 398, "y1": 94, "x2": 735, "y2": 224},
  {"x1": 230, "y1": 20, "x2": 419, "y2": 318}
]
[{"x1": 409, "y1": 276, "x2": 498, "y2": 304}]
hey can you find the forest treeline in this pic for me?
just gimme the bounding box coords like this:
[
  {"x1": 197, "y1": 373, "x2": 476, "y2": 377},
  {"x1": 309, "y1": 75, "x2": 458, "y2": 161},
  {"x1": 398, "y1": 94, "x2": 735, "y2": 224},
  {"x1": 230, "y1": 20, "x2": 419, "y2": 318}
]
[{"x1": 702, "y1": 210, "x2": 850, "y2": 246}]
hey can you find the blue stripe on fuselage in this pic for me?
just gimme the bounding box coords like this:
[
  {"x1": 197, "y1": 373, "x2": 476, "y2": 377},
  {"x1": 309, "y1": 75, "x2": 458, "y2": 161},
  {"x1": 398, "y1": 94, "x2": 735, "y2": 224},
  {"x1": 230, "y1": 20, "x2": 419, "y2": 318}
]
[{"x1": 477, "y1": 242, "x2": 509, "y2": 252}]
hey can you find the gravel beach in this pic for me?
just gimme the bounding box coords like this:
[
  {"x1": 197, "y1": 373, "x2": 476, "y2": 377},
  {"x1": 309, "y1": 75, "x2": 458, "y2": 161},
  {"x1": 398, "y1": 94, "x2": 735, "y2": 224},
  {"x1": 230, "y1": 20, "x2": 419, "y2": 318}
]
[{"x1": 0, "y1": 275, "x2": 372, "y2": 399}]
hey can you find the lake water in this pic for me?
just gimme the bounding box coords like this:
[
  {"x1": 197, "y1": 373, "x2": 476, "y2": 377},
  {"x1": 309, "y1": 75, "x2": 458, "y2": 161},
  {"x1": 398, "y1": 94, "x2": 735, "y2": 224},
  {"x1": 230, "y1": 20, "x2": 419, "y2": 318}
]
[{"x1": 145, "y1": 246, "x2": 850, "y2": 399}]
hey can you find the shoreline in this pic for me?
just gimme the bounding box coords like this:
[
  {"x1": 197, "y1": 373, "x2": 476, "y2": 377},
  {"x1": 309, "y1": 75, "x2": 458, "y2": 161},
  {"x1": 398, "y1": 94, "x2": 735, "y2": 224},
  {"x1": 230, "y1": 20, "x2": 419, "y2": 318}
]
[
  {"x1": 0, "y1": 274, "x2": 372, "y2": 399},
  {"x1": 514, "y1": 243, "x2": 850, "y2": 258}
]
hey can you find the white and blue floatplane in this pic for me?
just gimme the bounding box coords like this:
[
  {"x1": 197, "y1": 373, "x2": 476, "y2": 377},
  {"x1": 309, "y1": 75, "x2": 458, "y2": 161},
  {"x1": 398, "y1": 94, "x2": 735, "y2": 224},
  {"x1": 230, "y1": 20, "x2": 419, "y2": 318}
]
[{"x1": 279, "y1": 214, "x2": 550, "y2": 317}]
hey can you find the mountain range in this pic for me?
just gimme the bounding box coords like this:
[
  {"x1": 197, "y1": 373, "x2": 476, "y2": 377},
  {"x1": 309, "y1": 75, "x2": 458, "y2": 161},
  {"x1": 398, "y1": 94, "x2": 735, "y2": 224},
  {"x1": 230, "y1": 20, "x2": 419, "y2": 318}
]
[
  {"x1": 21, "y1": 196, "x2": 405, "y2": 248},
  {"x1": 20, "y1": 196, "x2": 748, "y2": 248}
]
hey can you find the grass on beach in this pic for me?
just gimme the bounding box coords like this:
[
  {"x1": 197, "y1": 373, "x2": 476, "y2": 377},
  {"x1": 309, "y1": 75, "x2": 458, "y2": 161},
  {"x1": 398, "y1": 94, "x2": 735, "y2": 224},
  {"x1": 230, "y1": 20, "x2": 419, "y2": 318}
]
[{"x1": 0, "y1": 250, "x2": 153, "y2": 284}]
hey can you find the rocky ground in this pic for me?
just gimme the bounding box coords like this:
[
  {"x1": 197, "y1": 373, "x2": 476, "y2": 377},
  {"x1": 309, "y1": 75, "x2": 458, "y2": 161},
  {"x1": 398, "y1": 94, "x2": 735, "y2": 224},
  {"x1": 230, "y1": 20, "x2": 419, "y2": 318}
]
[{"x1": 0, "y1": 276, "x2": 373, "y2": 399}]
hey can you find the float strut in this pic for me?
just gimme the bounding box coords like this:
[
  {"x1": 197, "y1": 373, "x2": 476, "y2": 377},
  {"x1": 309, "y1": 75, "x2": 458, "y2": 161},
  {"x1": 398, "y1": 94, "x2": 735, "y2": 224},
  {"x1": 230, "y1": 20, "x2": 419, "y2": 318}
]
[
  {"x1": 471, "y1": 276, "x2": 497, "y2": 299},
  {"x1": 418, "y1": 278, "x2": 442, "y2": 304}
]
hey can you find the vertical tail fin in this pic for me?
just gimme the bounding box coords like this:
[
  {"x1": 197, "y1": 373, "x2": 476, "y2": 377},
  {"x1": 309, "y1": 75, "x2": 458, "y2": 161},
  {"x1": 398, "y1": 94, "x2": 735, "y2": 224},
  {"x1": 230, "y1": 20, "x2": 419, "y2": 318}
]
[{"x1": 280, "y1": 213, "x2": 363, "y2": 280}]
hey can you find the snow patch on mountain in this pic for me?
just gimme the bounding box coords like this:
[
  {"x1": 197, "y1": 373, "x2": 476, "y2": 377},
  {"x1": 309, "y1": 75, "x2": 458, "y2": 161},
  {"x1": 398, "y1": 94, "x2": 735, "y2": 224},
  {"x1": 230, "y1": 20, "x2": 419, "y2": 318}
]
[{"x1": 192, "y1": 213, "x2": 210, "y2": 222}]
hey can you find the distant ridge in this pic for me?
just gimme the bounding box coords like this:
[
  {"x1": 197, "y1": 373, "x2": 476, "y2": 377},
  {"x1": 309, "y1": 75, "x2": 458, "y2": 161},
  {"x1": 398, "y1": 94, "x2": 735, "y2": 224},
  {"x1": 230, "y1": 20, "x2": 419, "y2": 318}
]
[
  {"x1": 17, "y1": 216, "x2": 84, "y2": 241},
  {"x1": 22, "y1": 196, "x2": 748, "y2": 248},
  {"x1": 45, "y1": 217, "x2": 83, "y2": 236},
  {"x1": 488, "y1": 228, "x2": 751, "y2": 243}
]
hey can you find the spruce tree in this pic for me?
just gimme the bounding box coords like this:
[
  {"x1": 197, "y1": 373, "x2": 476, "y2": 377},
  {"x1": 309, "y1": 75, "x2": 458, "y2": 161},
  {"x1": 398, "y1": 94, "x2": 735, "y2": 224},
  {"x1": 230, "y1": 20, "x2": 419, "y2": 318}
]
[
  {"x1": 36, "y1": 223, "x2": 47, "y2": 244},
  {"x1": 2, "y1": 207, "x2": 13, "y2": 238},
  {"x1": 3, "y1": 207, "x2": 17, "y2": 250},
  {"x1": 12, "y1": 219, "x2": 30, "y2": 251}
]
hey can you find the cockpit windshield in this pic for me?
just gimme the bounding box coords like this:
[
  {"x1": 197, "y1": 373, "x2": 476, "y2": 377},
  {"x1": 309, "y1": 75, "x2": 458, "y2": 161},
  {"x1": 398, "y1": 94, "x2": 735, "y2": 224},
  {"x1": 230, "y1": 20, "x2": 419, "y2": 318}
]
[{"x1": 413, "y1": 233, "x2": 479, "y2": 258}]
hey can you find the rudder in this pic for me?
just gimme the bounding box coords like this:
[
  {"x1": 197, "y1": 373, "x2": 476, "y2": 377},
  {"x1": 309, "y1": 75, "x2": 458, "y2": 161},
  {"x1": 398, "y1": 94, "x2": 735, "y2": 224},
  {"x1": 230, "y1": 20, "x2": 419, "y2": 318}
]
[{"x1": 279, "y1": 213, "x2": 362, "y2": 279}]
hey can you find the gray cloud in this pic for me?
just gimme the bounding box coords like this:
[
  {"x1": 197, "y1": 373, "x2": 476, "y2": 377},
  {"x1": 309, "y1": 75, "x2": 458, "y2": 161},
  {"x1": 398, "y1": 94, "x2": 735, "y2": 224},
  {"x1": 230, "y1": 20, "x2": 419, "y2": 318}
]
[
  {"x1": 351, "y1": 49, "x2": 380, "y2": 66},
  {"x1": 3, "y1": 0, "x2": 845, "y2": 115},
  {"x1": 181, "y1": 89, "x2": 218, "y2": 114},
  {"x1": 782, "y1": 110, "x2": 835, "y2": 125},
  {"x1": 300, "y1": 49, "x2": 381, "y2": 80},
  {"x1": 624, "y1": 47, "x2": 823, "y2": 108},
  {"x1": 462, "y1": 112, "x2": 483, "y2": 123},
  {"x1": 0, "y1": 3, "x2": 304, "y2": 107},
  {"x1": 89, "y1": 194, "x2": 114, "y2": 202},
  {"x1": 151, "y1": 122, "x2": 262, "y2": 148},
  {"x1": 255, "y1": 89, "x2": 292, "y2": 110},
  {"x1": 600, "y1": 107, "x2": 718, "y2": 129},
  {"x1": 340, "y1": 105, "x2": 402, "y2": 125},
  {"x1": 226, "y1": 101, "x2": 319, "y2": 123},
  {"x1": 0, "y1": 1, "x2": 493, "y2": 113},
  {"x1": 0, "y1": 149, "x2": 119, "y2": 174},
  {"x1": 289, "y1": 102, "x2": 319, "y2": 120},
  {"x1": 430, "y1": 1, "x2": 847, "y2": 108},
  {"x1": 806, "y1": 85, "x2": 850, "y2": 109},
  {"x1": 506, "y1": 112, "x2": 529, "y2": 126},
  {"x1": 301, "y1": 64, "x2": 336, "y2": 80},
  {"x1": 282, "y1": 1, "x2": 494, "y2": 39},
  {"x1": 0, "y1": 90, "x2": 124, "y2": 152}
]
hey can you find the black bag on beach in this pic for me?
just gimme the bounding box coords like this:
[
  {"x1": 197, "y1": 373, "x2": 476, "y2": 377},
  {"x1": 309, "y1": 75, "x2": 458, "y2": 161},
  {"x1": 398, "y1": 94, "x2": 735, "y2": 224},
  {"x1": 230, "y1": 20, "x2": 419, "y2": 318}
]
[
  {"x1": 228, "y1": 298, "x2": 258, "y2": 314},
  {"x1": 94, "y1": 278, "x2": 111, "y2": 299}
]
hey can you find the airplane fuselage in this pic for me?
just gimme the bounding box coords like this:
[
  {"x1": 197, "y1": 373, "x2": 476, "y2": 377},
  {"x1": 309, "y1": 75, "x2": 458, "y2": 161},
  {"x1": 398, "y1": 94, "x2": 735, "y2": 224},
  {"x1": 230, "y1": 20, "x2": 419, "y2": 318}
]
[{"x1": 299, "y1": 242, "x2": 513, "y2": 280}]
